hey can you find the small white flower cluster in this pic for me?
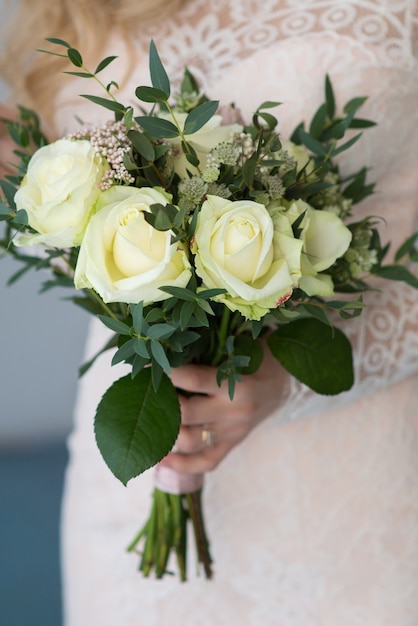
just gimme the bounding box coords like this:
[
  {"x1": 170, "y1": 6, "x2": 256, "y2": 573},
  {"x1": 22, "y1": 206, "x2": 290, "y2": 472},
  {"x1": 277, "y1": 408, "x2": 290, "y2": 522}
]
[
  {"x1": 344, "y1": 226, "x2": 378, "y2": 276},
  {"x1": 261, "y1": 174, "x2": 285, "y2": 200},
  {"x1": 314, "y1": 171, "x2": 353, "y2": 219},
  {"x1": 276, "y1": 149, "x2": 297, "y2": 173},
  {"x1": 202, "y1": 140, "x2": 242, "y2": 183},
  {"x1": 178, "y1": 176, "x2": 208, "y2": 208},
  {"x1": 68, "y1": 121, "x2": 136, "y2": 190}
]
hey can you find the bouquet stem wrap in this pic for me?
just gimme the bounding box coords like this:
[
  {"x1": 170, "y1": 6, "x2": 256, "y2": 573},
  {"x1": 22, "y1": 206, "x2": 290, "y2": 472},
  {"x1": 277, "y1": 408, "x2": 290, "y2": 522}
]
[{"x1": 127, "y1": 465, "x2": 213, "y2": 580}]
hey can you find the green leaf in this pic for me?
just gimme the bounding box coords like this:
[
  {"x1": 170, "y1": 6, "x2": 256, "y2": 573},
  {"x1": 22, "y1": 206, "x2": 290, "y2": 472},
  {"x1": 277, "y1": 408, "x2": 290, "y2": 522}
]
[
  {"x1": 149, "y1": 40, "x2": 170, "y2": 97},
  {"x1": 45, "y1": 37, "x2": 71, "y2": 48},
  {"x1": 97, "y1": 314, "x2": 132, "y2": 336},
  {"x1": 81, "y1": 94, "x2": 126, "y2": 113},
  {"x1": 111, "y1": 338, "x2": 136, "y2": 365},
  {"x1": 332, "y1": 132, "x2": 362, "y2": 157},
  {"x1": 348, "y1": 118, "x2": 377, "y2": 129},
  {"x1": 373, "y1": 264, "x2": 418, "y2": 289},
  {"x1": 0, "y1": 180, "x2": 17, "y2": 211},
  {"x1": 150, "y1": 340, "x2": 171, "y2": 373},
  {"x1": 183, "y1": 100, "x2": 219, "y2": 135},
  {"x1": 325, "y1": 75, "x2": 335, "y2": 119},
  {"x1": 395, "y1": 232, "x2": 418, "y2": 262},
  {"x1": 147, "y1": 324, "x2": 176, "y2": 340},
  {"x1": 131, "y1": 302, "x2": 144, "y2": 334},
  {"x1": 343, "y1": 96, "x2": 368, "y2": 114},
  {"x1": 298, "y1": 129, "x2": 326, "y2": 156},
  {"x1": 309, "y1": 103, "x2": 328, "y2": 139},
  {"x1": 13, "y1": 209, "x2": 28, "y2": 225},
  {"x1": 257, "y1": 101, "x2": 281, "y2": 110},
  {"x1": 257, "y1": 111, "x2": 277, "y2": 130},
  {"x1": 160, "y1": 285, "x2": 196, "y2": 301},
  {"x1": 63, "y1": 71, "x2": 93, "y2": 78},
  {"x1": 67, "y1": 48, "x2": 83, "y2": 67},
  {"x1": 267, "y1": 318, "x2": 354, "y2": 395},
  {"x1": 234, "y1": 335, "x2": 264, "y2": 375},
  {"x1": 135, "y1": 86, "x2": 169, "y2": 104},
  {"x1": 94, "y1": 371, "x2": 181, "y2": 484},
  {"x1": 94, "y1": 55, "x2": 118, "y2": 74},
  {"x1": 136, "y1": 116, "x2": 179, "y2": 138}
]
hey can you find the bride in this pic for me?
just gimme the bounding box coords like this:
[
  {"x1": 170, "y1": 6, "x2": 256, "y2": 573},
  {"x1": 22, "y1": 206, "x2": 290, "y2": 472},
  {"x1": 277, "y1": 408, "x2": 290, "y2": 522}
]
[{"x1": 1, "y1": 1, "x2": 418, "y2": 624}]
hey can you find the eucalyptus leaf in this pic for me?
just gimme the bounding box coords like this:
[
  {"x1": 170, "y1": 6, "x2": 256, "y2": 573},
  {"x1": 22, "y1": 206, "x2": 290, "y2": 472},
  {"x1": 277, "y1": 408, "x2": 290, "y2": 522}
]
[
  {"x1": 183, "y1": 100, "x2": 219, "y2": 135},
  {"x1": 298, "y1": 129, "x2": 326, "y2": 156},
  {"x1": 136, "y1": 116, "x2": 179, "y2": 138},
  {"x1": 94, "y1": 371, "x2": 181, "y2": 485},
  {"x1": 324, "y1": 75, "x2": 335, "y2": 119},
  {"x1": 267, "y1": 318, "x2": 354, "y2": 395},
  {"x1": 67, "y1": 48, "x2": 83, "y2": 67},
  {"x1": 0, "y1": 180, "x2": 17, "y2": 211},
  {"x1": 135, "y1": 86, "x2": 169, "y2": 104},
  {"x1": 45, "y1": 37, "x2": 71, "y2": 48},
  {"x1": 149, "y1": 40, "x2": 170, "y2": 97},
  {"x1": 94, "y1": 55, "x2": 118, "y2": 74},
  {"x1": 373, "y1": 264, "x2": 418, "y2": 289},
  {"x1": 81, "y1": 94, "x2": 126, "y2": 113}
]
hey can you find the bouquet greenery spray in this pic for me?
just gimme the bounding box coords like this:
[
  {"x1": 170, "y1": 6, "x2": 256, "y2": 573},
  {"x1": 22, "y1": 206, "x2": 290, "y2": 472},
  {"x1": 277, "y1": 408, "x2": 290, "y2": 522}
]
[{"x1": 1, "y1": 39, "x2": 418, "y2": 581}]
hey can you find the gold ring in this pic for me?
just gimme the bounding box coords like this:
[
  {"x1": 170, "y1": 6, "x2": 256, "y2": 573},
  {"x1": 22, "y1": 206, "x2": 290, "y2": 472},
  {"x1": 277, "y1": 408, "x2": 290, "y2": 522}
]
[{"x1": 201, "y1": 426, "x2": 215, "y2": 447}]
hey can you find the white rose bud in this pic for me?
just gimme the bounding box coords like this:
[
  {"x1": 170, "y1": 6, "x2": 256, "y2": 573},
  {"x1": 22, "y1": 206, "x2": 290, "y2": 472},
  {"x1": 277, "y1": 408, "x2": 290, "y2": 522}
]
[
  {"x1": 162, "y1": 112, "x2": 242, "y2": 178},
  {"x1": 15, "y1": 139, "x2": 106, "y2": 248},
  {"x1": 74, "y1": 186, "x2": 191, "y2": 304},
  {"x1": 284, "y1": 199, "x2": 352, "y2": 296},
  {"x1": 192, "y1": 195, "x2": 303, "y2": 320}
]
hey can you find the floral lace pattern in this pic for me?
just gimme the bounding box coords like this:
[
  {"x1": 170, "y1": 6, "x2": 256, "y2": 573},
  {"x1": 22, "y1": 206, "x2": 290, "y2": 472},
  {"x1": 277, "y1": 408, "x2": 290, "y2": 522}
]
[{"x1": 61, "y1": 1, "x2": 418, "y2": 624}]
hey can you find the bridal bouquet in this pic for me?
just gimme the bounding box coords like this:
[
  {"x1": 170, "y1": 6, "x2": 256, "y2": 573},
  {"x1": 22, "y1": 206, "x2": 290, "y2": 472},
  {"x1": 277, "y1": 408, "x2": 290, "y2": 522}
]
[{"x1": 2, "y1": 40, "x2": 418, "y2": 581}]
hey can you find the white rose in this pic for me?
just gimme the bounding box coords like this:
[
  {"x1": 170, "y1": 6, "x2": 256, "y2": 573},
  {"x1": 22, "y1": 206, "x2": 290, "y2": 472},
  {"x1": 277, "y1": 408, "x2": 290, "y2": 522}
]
[
  {"x1": 161, "y1": 112, "x2": 242, "y2": 178},
  {"x1": 284, "y1": 199, "x2": 352, "y2": 296},
  {"x1": 15, "y1": 139, "x2": 106, "y2": 248},
  {"x1": 192, "y1": 195, "x2": 303, "y2": 320},
  {"x1": 74, "y1": 186, "x2": 191, "y2": 304}
]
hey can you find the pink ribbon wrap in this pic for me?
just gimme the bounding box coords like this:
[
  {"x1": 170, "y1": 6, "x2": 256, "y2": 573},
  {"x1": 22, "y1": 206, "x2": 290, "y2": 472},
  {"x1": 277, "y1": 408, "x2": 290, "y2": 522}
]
[{"x1": 154, "y1": 464, "x2": 204, "y2": 495}]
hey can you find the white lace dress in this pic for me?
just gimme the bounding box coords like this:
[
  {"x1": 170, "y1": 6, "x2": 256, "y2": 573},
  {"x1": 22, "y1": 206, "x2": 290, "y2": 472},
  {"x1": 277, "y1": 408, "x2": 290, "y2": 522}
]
[{"x1": 60, "y1": 2, "x2": 418, "y2": 624}]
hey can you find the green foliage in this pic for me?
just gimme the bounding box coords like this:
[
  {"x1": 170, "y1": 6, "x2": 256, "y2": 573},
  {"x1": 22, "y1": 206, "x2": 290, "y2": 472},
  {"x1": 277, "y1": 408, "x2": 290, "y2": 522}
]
[
  {"x1": 267, "y1": 318, "x2": 354, "y2": 395},
  {"x1": 94, "y1": 370, "x2": 181, "y2": 485}
]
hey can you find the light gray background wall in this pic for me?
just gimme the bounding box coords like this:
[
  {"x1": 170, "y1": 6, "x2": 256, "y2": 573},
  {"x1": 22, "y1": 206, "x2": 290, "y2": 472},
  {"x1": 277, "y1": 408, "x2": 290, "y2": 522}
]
[{"x1": 0, "y1": 2, "x2": 90, "y2": 444}]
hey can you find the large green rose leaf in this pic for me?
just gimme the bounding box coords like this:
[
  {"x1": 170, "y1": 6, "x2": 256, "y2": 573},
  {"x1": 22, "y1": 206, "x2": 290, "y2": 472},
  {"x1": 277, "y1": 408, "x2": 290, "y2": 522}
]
[
  {"x1": 95, "y1": 369, "x2": 181, "y2": 485},
  {"x1": 267, "y1": 318, "x2": 354, "y2": 395}
]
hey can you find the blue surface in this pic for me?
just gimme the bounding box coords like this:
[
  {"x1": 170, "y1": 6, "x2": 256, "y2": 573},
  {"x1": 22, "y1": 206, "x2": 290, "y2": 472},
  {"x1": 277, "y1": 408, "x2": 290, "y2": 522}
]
[{"x1": 0, "y1": 443, "x2": 68, "y2": 626}]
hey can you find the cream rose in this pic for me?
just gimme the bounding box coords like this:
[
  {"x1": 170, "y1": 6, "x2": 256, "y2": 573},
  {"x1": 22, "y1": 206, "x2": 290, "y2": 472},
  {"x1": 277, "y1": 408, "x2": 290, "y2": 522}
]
[
  {"x1": 192, "y1": 195, "x2": 303, "y2": 320},
  {"x1": 283, "y1": 199, "x2": 352, "y2": 296},
  {"x1": 161, "y1": 112, "x2": 242, "y2": 178},
  {"x1": 15, "y1": 139, "x2": 106, "y2": 248},
  {"x1": 74, "y1": 186, "x2": 192, "y2": 304}
]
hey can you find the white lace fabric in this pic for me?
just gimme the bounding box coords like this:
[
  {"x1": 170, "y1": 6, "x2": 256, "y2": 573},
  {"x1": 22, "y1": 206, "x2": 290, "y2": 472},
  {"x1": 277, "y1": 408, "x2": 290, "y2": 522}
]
[{"x1": 61, "y1": 2, "x2": 418, "y2": 624}]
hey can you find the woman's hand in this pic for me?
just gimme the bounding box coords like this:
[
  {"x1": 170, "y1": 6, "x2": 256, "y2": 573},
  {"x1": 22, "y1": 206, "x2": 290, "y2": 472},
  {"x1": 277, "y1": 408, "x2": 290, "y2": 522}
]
[{"x1": 161, "y1": 344, "x2": 289, "y2": 474}]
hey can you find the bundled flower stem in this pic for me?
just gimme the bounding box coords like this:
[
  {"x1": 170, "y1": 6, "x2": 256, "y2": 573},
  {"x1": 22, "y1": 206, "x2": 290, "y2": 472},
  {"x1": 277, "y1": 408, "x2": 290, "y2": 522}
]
[{"x1": 128, "y1": 486, "x2": 212, "y2": 580}]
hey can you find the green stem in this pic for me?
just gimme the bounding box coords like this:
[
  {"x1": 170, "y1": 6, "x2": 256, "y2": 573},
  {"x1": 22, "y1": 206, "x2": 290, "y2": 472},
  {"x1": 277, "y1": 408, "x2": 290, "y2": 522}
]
[
  {"x1": 186, "y1": 490, "x2": 213, "y2": 579},
  {"x1": 87, "y1": 288, "x2": 121, "y2": 321},
  {"x1": 211, "y1": 306, "x2": 231, "y2": 366}
]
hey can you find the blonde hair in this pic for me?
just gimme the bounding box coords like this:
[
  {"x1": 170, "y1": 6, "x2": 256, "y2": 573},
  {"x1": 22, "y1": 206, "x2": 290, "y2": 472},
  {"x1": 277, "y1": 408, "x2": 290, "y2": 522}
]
[{"x1": 0, "y1": 0, "x2": 184, "y2": 136}]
